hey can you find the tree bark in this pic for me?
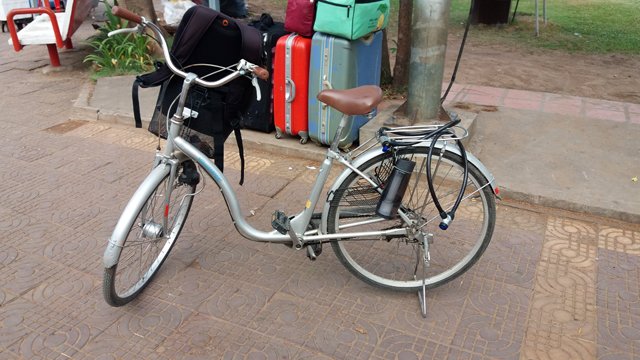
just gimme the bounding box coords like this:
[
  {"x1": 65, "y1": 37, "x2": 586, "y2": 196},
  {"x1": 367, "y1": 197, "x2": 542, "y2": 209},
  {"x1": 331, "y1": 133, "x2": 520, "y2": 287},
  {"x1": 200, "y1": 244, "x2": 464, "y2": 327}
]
[
  {"x1": 118, "y1": 0, "x2": 158, "y2": 24},
  {"x1": 406, "y1": 0, "x2": 450, "y2": 121},
  {"x1": 392, "y1": 0, "x2": 413, "y2": 90},
  {"x1": 380, "y1": 29, "x2": 392, "y2": 86}
]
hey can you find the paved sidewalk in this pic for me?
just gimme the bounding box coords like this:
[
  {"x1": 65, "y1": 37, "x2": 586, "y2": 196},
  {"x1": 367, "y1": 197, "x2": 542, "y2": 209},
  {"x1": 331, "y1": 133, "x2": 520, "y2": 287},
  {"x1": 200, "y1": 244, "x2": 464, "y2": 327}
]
[
  {"x1": 1, "y1": 23, "x2": 640, "y2": 359},
  {"x1": 445, "y1": 83, "x2": 640, "y2": 125}
]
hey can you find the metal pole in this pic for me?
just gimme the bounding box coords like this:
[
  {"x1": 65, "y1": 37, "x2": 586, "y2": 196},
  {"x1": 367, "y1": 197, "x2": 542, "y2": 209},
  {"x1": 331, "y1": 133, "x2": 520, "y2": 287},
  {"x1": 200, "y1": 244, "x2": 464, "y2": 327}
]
[{"x1": 406, "y1": 0, "x2": 451, "y2": 122}]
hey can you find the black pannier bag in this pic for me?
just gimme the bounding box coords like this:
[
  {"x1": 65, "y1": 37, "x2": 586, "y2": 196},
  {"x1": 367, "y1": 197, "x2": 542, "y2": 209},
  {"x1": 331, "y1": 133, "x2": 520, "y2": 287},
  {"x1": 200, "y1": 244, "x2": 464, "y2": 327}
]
[{"x1": 132, "y1": 5, "x2": 262, "y2": 184}]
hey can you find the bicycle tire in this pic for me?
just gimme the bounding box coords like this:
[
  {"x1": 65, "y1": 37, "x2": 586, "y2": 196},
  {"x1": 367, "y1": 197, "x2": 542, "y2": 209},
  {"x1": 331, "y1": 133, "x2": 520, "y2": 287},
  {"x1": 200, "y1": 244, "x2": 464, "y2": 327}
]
[
  {"x1": 327, "y1": 146, "x2": 496, "y2": 292},
  {"x1": 103, "y1": 161, "x2": 197, "y2": 306}
]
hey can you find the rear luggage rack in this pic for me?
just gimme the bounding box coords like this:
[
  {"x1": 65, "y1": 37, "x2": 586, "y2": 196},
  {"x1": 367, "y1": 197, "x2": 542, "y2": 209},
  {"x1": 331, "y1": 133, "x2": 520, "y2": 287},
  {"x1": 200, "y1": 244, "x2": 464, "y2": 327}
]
[{"x1": 378, "y1": 124, "x2": 469, "y2": 145}]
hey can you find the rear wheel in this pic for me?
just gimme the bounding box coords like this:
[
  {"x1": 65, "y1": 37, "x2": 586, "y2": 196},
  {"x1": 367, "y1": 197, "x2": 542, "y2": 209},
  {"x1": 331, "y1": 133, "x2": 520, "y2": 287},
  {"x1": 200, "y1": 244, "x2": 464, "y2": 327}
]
[
  {"x1": 327, "y1": 147, "x2": 496, "y2": 291},
  {"x1": 103, "y1": 160, "x2": 197, "y2": 306}
]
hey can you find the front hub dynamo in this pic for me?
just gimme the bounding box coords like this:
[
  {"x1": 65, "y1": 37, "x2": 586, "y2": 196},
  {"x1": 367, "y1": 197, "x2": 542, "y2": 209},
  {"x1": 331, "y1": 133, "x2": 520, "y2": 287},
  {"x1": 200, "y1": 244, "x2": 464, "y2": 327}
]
[{"x1": 142, "y1": 221, "x2": 164, "y2": 239}]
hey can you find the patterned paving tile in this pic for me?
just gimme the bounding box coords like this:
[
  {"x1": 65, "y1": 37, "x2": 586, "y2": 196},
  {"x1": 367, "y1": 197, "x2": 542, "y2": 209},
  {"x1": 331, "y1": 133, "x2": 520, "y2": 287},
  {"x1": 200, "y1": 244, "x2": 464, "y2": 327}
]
[
  {"x1": 598, "y1": 226, "x2": 640, "y2": 255},
  {"x1": 1, "y1": 298, "x2": 93, "y2": 359},
  {"x1": 51, "y1": 246, "x2": 104, "y2": 278},
  {"x1": 5, "y1": 213, "x2": 73, "y2": 251},
  {"x1": 4, "y1": 133, "x2": 71, "y2": 163},
  {"x1": 0, "y1": 206, "x2": 31, "y2": 235},
  {"x1": 197, "y1": 278, "x2": 275, "y2": 326},
  {"x1": 0, "y1": 348, "x2": 20, "y2": 360},
  {"x1": 473, "y1": 224, "x2": 544, "y2": 289},
  {"x1": 281, "y1": 255, "x2": 352, "y2": 308},
  {"x1": 386, "y1": 281, "x2": 470, "y2": 347},
  {"x1": 83, "y1": 127, "x2": 159, "y2": 151},
  {"x1": 144, "y1": 266, "x2": 220, "y2": 310},
  {"x1": 330, "y1": 281, "x2": 408, "y2": 328},
  {"x1": 73, "y1": 330, "x2": 160, "y2": 359},
  {"x1": 597, "y1": 247, "x2": 640, "y2": 317},
  {"x1": 159, "y1": 312, "x2": 313, "y2": 359},
  {"x1": 199, "y1": 238, "x2": 307, "y2": 292},
  {"x1": 446, "y1": 347, "x2": 499, "y2": 360},
  {"x1": 522, "y1": 217, "x2": 598, "y2": 359},
  {"x1": 597, "y1": 247, "x2": 640, "y2": 356},
  {"x1": 371, "y1": 328, "x2": 451, "y2": 359},
  {"x1": 102, "y1": 297, "x2": 193, "y2": 347},
  {"x1": 21, "y1": 268, "x2": 122, "y2": 333},
  {"x1": 597, "y1": 346, "x2": 637, "y2": 360},
  {"x1": 452, "y1": 279, "x2": 530, "y2": 359},
  {"x1": 248, "y1": 292, "x2": 330, "y2": 346},
  {"x1": 303, "y1": 311, "x2": 385, "y2": 359},
  {"x1": 0, "y1": 253, "x2": 66, "y2": 297}
]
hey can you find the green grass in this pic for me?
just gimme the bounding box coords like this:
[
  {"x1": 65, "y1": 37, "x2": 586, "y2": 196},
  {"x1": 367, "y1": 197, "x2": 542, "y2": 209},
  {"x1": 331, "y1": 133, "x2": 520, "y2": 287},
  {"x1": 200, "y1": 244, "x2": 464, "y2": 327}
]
[{"x1": 448, "y1": 0, "x2": 640, "y2": 54}]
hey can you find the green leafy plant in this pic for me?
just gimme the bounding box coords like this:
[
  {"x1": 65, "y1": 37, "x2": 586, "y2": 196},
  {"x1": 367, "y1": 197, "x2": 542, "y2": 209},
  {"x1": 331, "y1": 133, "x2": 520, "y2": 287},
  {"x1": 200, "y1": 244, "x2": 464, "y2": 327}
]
[{"x1": 84, "y1": 1, "x2": 154, "y2": 78}]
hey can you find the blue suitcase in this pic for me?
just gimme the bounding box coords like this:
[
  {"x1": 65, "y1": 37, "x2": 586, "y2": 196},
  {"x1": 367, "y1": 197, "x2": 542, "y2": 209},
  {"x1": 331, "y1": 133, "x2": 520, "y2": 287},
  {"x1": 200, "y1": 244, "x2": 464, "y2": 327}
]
[{"x1": 308, "y1": 31, "x2": 383, "y2": 148}]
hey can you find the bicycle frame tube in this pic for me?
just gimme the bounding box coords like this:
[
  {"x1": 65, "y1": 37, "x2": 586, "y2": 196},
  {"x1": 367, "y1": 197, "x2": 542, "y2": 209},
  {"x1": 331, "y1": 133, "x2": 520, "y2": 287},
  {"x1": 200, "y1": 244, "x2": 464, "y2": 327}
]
[
  {"x1": 173, "y1": 137, "x2": 408, "y2": 244},
  {"x1": 159, "y1": 74, "x2": 198, "y2": 158}
]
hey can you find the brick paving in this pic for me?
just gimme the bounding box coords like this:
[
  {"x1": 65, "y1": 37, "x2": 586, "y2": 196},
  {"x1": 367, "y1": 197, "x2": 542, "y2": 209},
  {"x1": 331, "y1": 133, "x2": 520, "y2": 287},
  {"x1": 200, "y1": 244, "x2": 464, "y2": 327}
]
[
  {"x1": 2, "y1": 24, "x2": 640, "y2": 359},
  {"x1": 444, "y1": 84, "x2": 639, "y2": 125}
]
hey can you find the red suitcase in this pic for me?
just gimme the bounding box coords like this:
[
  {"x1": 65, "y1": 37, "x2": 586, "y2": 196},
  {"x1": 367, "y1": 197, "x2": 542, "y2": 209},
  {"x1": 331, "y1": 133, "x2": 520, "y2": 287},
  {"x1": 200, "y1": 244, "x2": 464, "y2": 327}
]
[{"x1": 273, "y1": 33, "x2": 312, "y2": 143}]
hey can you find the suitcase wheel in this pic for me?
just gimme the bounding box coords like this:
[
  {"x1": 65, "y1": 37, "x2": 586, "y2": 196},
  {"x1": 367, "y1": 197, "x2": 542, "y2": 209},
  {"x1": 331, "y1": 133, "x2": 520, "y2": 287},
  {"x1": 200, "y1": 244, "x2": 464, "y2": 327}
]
[
  {"x1": 299, "y1": 132, "x2": 308, "y2": 145},
  {"x1": 275, "y1": 127, "x2": 283, "y2": 139}
]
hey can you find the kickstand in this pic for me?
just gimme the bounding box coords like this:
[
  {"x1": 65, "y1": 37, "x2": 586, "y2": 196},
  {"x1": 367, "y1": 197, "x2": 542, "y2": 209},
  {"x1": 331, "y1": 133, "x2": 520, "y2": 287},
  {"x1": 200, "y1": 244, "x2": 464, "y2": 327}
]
[{"x1": 417, "y1": 277, "x2": 427, "y2": 318}]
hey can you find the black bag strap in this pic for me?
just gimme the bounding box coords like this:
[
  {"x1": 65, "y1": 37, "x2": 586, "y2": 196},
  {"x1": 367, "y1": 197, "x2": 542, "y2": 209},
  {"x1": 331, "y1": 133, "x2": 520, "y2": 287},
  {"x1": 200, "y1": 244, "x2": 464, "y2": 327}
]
[
  {"x1": 133, "y1": 76, "x2": 170, "y2": 129},
  {"x1": 132, "y1": 78, "x2": 143, "y2": 128},
  {"x1": 235, "y1": 127, "x2": 245, "y2": 185}
]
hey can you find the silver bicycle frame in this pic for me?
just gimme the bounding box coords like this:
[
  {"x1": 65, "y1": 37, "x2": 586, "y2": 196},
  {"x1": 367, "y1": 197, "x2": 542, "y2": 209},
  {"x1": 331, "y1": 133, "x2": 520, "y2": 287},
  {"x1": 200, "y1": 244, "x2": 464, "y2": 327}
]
[{"x1": 172, "y1": 126, "x2": 408, "y2": 245}]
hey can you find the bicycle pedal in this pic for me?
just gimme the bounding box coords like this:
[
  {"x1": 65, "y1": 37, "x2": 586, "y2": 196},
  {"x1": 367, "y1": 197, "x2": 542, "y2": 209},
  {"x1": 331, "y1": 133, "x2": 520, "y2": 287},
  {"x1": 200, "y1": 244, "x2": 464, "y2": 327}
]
[{"x1": 271, "y1": 210, "x2": 290, "y2": 235}]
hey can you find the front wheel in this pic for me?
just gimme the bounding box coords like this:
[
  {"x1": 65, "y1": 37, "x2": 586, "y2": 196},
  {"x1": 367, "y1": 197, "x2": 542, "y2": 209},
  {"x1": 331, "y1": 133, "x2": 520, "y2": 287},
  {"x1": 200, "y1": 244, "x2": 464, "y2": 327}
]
[
  {"x1": 327, "y1": 146, "x2": 496, "y2": 292},
  {"x1": 103, "y1": 160, "x2": 197, "y2": 306}
]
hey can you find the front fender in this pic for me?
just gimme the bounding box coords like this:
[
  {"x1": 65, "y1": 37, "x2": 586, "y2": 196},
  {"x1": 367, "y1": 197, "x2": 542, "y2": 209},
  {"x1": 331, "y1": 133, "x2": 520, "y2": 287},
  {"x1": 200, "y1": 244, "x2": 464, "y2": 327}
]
[
  {"x1": 320, "y1": 142, "x2": 497, "y2": 234},
  {"x1": 103, "y1": 164, "x2": 171, "y2": 268}
]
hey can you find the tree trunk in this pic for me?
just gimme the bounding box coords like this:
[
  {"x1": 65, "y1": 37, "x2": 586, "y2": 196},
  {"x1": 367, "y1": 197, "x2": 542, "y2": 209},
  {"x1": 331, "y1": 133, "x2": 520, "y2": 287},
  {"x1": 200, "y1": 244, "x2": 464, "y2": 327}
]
[
  {"x1": 380, "y1": 29, "x2": 392, "y2": 86},
  {"x1": 392, "y1": 0, "x2": 413, "y2": 90},
  {"x1": 118, "y1": 0, "x2": 158, "y2": 24},
  {"x1": 406, "y1": 0, "x2": 451, "y2": 121},
  {"x1": 118, "y1": 0, "x2": 167, "y2": 54}
]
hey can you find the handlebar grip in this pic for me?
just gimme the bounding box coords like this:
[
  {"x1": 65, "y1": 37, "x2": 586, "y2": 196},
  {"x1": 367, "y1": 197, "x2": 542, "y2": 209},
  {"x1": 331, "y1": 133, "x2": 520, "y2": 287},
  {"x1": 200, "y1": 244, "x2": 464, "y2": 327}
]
[
  {"x1": 112, "y1": 6, "x2": 143, "y2": 24},
  {"x1": 252, "y1": 66, "x2": 270, "y2": 81}
]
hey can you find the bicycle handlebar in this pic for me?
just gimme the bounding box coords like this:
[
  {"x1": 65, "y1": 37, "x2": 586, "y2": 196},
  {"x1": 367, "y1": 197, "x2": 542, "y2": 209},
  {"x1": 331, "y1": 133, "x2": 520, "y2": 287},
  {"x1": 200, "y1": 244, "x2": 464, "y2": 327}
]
[
  {"x1": 110, "y1": 6, "x2": 269, "y2": 86},
  {"x1": 112, "y1": 6, "x2": 142, "y2": 24}
]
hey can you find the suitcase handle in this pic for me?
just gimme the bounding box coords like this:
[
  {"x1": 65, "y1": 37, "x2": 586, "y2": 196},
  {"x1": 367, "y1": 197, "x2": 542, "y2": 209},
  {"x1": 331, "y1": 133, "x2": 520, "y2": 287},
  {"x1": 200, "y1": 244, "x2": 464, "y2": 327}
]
[{"x1": 285, "y1": 78, "x2": 296, "y2": 103}]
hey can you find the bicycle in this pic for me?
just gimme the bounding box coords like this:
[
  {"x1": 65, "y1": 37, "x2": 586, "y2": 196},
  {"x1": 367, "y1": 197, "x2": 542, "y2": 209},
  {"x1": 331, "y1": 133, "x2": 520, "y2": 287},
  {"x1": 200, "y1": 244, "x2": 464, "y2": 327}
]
[{"x1": 102, "y1": 7, "x2": 498, "y2": 308}]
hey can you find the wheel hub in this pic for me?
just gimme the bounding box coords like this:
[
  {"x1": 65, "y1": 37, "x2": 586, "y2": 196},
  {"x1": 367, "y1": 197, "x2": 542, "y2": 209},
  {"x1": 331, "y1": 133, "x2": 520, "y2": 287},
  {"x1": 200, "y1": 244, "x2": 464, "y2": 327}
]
[{"x1": 142, "y1": 221, "x2": 164, "y2": 239}]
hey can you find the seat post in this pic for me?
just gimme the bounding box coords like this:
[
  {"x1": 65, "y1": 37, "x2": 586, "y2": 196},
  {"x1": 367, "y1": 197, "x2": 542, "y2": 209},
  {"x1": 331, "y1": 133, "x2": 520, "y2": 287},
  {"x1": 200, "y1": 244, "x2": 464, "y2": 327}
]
[{"x1": 329, "y1": 114, "x2": 350, "y2": 151}]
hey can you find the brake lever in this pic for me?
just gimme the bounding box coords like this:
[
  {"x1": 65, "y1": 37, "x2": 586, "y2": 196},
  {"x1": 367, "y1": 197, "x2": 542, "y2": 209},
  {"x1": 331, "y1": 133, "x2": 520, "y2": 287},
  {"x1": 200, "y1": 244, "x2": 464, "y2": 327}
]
[{"x1": 252, "y1": 76, "x2": 262, "y2": 102}]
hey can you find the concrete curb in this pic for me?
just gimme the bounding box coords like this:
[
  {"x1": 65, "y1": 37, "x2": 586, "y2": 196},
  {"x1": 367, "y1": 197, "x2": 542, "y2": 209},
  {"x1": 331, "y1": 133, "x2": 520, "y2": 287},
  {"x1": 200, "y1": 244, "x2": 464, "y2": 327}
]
[{"x1": 497, "y1": 187, "x2": 639, "y2": 224}]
